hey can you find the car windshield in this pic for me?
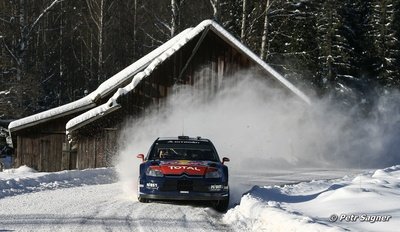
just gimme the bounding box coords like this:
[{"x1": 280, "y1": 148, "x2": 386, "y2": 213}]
[{"x1": 150, "y1": 143, "x2": 219, "y2": 161}]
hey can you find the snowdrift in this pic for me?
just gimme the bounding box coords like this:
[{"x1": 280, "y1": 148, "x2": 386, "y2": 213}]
[
  {"x1": 0, "y1": 166, "x2": 117, "y2": 199},
  {"x1": 225, "y1": 165, "x2": 400, "y2": 232}
]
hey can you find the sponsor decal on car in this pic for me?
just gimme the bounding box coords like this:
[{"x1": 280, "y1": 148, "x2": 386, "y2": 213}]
[
  {"x1": 168, "y1": 166, "x2": 201, "y2": 171},
  {"x1": 157, "y1": 160, "x2": 210, "y2": 175},
  {"x1": 160, "y1": 160, "x2": 209, "y2": 165}
]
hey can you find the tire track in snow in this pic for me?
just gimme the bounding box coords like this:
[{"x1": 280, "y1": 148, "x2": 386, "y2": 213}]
[
  {"x1": 0, "y1": 181, "x2": 231, "y2": 231},
  {"x1": 130, "y1": 200, "x2": 232, "y2": 232}
]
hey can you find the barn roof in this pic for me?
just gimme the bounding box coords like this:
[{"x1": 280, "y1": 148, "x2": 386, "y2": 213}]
[
  {"x1": 65, "y1": 20, "x2": 311, "y2": 135},
  {"x1": 9, "y1": 19, "x2": 311, "y2": 141},
  {"x1": 8, "y1": 28, "x2": 192, "y2": 133}
]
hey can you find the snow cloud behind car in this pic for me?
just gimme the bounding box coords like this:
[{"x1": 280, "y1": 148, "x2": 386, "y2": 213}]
[{"x1": 115, "y1": 70, "x2": 400, "y2": 201}]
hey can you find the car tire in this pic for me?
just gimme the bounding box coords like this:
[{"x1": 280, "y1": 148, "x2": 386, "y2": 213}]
[
  {"x1": 138, "y1": 196, "x2": 149, "y2": 203},
  {"x1": 214, "y1": 196, "x2": 229, "y2": 212}
]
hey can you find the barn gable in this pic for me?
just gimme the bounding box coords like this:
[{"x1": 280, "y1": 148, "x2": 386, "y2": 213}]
[
  {"x1": 66, "y1": 20, "x2": 310, "y2": 135},
  {"x1": 8, "y1": 20, "x2": 310, "y2": 171}
]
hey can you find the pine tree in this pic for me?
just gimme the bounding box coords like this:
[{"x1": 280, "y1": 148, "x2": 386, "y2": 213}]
[
  {"x1": 267, "y1": 0, "x2": 319, "y2": 89},
  {"x1": 339, "y1": 0, "x2": 378, "y2": 102},
  {"x1": 366, "y1": 0, "x2": 400, "y2": 89},
  {"x1": 314, "y1": 0, "x2": 356, "y2": 99}
]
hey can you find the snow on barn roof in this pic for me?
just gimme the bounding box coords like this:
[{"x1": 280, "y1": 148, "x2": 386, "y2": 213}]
[
  {"x1": 8, "y1": 28, "x2": 192, "y2": 133},
  {"x1": 66, "y1": 20, "x2": 311, "y2": 135}
]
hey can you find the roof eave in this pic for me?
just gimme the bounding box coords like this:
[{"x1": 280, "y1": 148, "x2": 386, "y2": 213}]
[
  {"x1": 66, "y1": 104, "x2": 122, "y2": 135},
  {"x1": 208, "y1": 22, "x2": 311, "y2": 105},
  {"x1": 9, "y1": 102, "x2": 96, "y2": 134}
]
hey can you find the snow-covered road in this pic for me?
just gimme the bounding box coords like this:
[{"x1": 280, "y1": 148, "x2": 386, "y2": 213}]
[
  {"x1": 0, "y1": 167, "x2": 231, "y2": 231},
  {"x1": 0, "y1": 182, "x2": 229, "y2": 231},
  {"x1": 1, "y1": 166, "x2": 399, "y2": 232}
]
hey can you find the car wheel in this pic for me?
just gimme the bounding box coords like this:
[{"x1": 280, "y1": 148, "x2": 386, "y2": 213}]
[
  {"x1": 138, "y1": 196, "x2": 149, "y2": 203},
  {"x1": 214, "y1": 197, "x2": 229, "y2": 212}
]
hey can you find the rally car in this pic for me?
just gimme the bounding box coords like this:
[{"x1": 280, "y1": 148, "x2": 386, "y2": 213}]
[{"x1": 137, "y1": 136, "x2": 230, "y2": 212}]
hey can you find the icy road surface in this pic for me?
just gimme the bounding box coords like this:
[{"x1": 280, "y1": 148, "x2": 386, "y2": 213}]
[
  {"x1": 1, "y1": 166, "x2": 399, "y2": 231},
  {"x1": 0, "y1": 182, "x2": 228, "y2": 231}
]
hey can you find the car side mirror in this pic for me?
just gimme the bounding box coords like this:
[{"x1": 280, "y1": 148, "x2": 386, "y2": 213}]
[
  {"x1": 137, "y1": 154, "x2": 144, "y2": 162},
  {"x1": 222, "y1": 157, "x2": 230, "y2": 164}
]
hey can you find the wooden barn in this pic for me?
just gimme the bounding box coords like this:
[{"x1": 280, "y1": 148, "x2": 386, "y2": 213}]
[{"x1": 8, "y1": 20, "x2": 310, "y2": 172}]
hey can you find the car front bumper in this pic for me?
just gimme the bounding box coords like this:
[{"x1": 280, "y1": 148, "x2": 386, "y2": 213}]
[
  {"x1": 138, "y1": 177, "x2": 229, "y2": 201},
  {"x1": 138, "y1": 191, "x2": 229, "y2": 201}
]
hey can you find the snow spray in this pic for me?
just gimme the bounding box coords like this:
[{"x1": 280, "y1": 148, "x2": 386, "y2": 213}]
[{"x1": 115, "y1": 69, "x2": 400, "y2": 202}]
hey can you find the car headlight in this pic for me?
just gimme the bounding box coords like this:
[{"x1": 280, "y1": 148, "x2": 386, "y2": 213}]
[
  {"x1": 205, "y1": 167, "x2": 222, "y2": 178},
  {"x1": 146, "y1": 166, "x2": 164, "y2": 177}
]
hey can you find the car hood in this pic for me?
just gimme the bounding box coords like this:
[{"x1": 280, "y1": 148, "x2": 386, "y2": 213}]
[{"x1": 157, "y1": 160, "x2": 217, "y2": 176}]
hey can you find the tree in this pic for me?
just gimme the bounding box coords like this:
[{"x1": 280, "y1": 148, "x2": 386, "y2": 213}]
[
  {"x1": 78, "y1": 0, "x2": 110, "y2": 87},
  {"x1": 86, "y1": 0, "x2": 105, "y2": 84},
  {"x1": 171, "y1": 0, "x2": 178, "y2": 37},
  {"x1": 240, "y1": 0, "x2": 247, "y2": 41},
  {"x1": 366, "y1": 0, "x2": 400, "y2": 88},
  {"x1": 260, "y1": 0, "x2": 273, "y2": 60},
  {"x1": 209, "y1": 0, "x2": 220, "y2": 21},
  {"x1": 268, "y1": 0, "x2": 319, "y2": 88},
  {"x1": 14, "y1": 0, "x2": 63, "y2": 81},
  {"x1": 2, "y1": 0, "x2": 400, "y2": 120},
  {"x1": 0, "y1": 0, "x2": 63, "y2": 118},
  {"x1": 314, "y1": 0, "x2": 355, "y2": 94}
]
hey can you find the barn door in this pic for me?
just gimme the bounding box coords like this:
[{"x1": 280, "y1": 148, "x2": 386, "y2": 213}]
[
  {"x1": 104, "y1": 128, "x2": 118, "y2": 166},
  {"x1": 39, "y1": 140, "x2": 50, "y2": 171},
  {"x1": 62, "y1": 142, "x2": 77, "y2": 170}
]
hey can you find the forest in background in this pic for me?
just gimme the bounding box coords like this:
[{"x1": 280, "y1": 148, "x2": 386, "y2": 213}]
[{"x1": 0, "y1": 0, "x2": 399, "y2": 120}]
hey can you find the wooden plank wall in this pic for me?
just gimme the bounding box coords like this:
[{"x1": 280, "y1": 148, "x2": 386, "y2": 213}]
[
  {"x1": 15, "y1": 133, "x2": 66, "y2": 171},
  {"x1": 76, "y1": 129, "x2": 117, "y2": 169},
  {"x1": 13, "y1": 116, "x2": 78, "y2": 172}
]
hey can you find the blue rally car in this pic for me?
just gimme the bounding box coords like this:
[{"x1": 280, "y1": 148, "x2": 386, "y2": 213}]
[{"x1": 137, "y1": 136, "x2": 230, "y2": 212}]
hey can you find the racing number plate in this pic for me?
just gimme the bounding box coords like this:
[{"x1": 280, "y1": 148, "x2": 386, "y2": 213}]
[{"x1": 177, "y1": 180, "x2": 193, "y2": 191}]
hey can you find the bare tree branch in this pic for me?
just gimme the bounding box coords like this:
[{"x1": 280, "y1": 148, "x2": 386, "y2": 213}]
[
  {"x1": 86, "y1": 0, "x2": 101, "y2": 31},
  {"x1": 28, "y1": 0, "x2": 64, "y2": 38},
  {"x1": 144, "y1": 31, "x2": 164, "y2": 45},
  {"x1": 0, "y1": 17, "x2": 12, "y2": 24},
  {"x1": 171, "y1": 0, "x2": 177, "y2": 37},
  {"x1": 1, "y1": 37, "x2": 20, "y2": 65},
  {"x1": 241, "y1": 0, "x2": 247, "y2": 41},
  {"x1": 209, "y1": 0, "x2": 219, "y2": 20}
]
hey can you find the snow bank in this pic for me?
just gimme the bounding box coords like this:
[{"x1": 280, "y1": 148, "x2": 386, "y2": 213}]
[
  {"x1": 224, "y1": 194, "x2": 343, "y2": 232},
  {"x1": 225, "y1": 165, "x2": 400, "y2": 232},
  {"x1": 0, "y1": 166, "x2": 117, "y2": 199},
  {"x1": 3, "y1": 165, "x2": 37, "y2": 174}
]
